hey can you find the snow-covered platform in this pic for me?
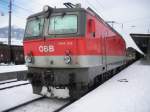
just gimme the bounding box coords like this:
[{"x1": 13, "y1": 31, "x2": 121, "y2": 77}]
[
  {"x1": 0, "y1": 65, "x2": 27, "y2": 81},
  {"x1": 62, "y1": 60, "x2": 150, "y2": 112},
  {"x1": 0, "y1": 65, "x2": 27, "y2": 73}
]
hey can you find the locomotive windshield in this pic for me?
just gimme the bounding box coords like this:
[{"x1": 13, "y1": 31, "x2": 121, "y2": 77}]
[
  {"x1": 24, "y1": 18, "x2": 44, "y2": 38},
  {"x1": 48, "y1": 15, "x2": 77, "y2": 34},
  {"x1": 24, "y1": 9, "x2": 86, "y2": 39}
]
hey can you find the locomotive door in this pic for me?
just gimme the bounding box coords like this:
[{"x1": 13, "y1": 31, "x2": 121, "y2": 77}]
[{"x1": 101, "y1": 31, "x2": 107, "y2": 72}]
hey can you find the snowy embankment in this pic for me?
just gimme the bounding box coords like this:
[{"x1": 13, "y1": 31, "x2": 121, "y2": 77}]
[
  {"x1": 0, "y1": 65, "x2": 27, "y2": 73},
  {"x1": 62, "y1": 60, "x2": 150, "y2": 112}
]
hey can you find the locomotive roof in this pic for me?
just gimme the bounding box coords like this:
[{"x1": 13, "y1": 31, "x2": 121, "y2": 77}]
[
  {"x1": 27, "y1": 8, "x2": 85, "y2": 19},
  {"x1": 27, "y1": 7, "x2": 125, "y2": 43}
]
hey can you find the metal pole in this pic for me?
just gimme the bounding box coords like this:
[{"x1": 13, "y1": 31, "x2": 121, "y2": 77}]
[
  {"x1": 106, "y1": 21, "x2": 116, "y2": 28},
  {"x1": 8, "y1": 0, "x2": 12, "y2": 45}
]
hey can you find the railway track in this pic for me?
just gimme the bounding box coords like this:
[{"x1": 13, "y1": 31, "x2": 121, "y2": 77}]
[
  {"x1": 0, "y1": 72, "x2": 75, "y2": 112},
  {"x1": 0, "y1": 81, "x2": 29, "y2": 90},
  {"x1": 9, "y1": 98, "x2": 73, "y2": 112},
  {"x1": 0, "y1": 79, "x2": 18, "y2": 85},
  {"x1": 0, "y1": 84, "x2": 72, "y2": 112},
  {"x1": 0, "y1": 84, "x2": 42, "y2": 111},
  {"x1": 54, "y1": 100, "x2": 75, "y2": 112},
  {"x1": 5, "y1": 98, "x2": 72, "y2": 112},
  {"x1": 2, "y1": 97, "x2": 72, "y2": 112},
  {"x1": 3, "y1": 97, "x2": 44, "y2": 112}
]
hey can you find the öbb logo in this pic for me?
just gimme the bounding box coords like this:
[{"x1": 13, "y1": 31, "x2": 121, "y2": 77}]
[{"x1": 39, "y1": 45, "x2": 55, "y2": 53}]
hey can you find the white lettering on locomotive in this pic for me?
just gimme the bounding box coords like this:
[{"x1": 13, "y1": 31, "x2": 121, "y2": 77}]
[{"x1": 39, "y1": 45, "x2": 54, "y2": 53}]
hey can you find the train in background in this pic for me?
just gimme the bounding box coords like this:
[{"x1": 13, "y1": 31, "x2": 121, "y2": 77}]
[
  {"x1": 126, "y1": 47, "x2": 143, "y2": 63},
  {"x1": 0, "y1": 43, "x2": 25, "y2": 65},
  {"x1": 22, "y1": 3, "x2": 142, "y2": 100}
]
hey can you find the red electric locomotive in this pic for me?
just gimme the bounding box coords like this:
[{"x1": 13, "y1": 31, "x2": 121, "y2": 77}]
[{"x1": 24, "y1": 3, "x2": 126, "y2": 99}]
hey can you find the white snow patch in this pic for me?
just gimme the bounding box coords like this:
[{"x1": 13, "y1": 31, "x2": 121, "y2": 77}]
[
  {"x1": 52, "y1": 87, "x2": 69, "y2": 98},
  {"x1": 0, "y1": 85, "x2": 41, "y2": 111},
  {"x1": 41, "y1": 86, "x2": 69, "y2": 99},
  {"x1": 0, "y1": 65, "x2": 27, "y2": 73},
  {"x1": 0, "y1": 80, "x2": 28, "y2": 89},
  {"x1": 0, "y1": 38, "x2": 23, "y2": 46},
  {"x1": 62, "y1": 60, "x2": 150, "y2": 112},
  {"x1": 11, "y1": 98, "x2": 69, "y2": 112},
  {"x1": 41, "y1": 86, "x2": 52, "y2": 97}
]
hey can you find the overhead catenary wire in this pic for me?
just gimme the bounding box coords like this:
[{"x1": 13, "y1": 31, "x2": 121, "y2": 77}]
[
  {"x1": 86, "y1": 0, "x2": 104, "y2": 17},
  {"x1": 122, "y1": 16, "x2": 150, "y2": 23},
  {"x1": 29, "y1": 0, "x2": 43, "y2": 7},
  {"x1": 0, "y1": 0, "x2": 149, "y2": 32},
  {"x1": 0, "y1": 0, "x2": 35, "y2": 14},
  {"x1": 0, "y1": 1, "x2": 28, "y2": 20},
  {"x1": 86, "y1": 0, "x2": 150, "y2": 31},
  {"x1": 94, "y1": 0, "x2": 105, "y2": 9}
]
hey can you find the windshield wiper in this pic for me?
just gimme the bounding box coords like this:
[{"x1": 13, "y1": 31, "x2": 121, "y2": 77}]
[{"x1": 61, "y1": 12, "x2": 66, "y2": 18}]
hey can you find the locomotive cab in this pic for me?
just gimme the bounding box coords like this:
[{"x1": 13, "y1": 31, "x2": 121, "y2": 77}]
[
  {"x1": 24, "y1": 6, "x2": 90, "y2": 99},
  {"x1": 24, "y1": 6, "x2": 87, "y2": 68}
]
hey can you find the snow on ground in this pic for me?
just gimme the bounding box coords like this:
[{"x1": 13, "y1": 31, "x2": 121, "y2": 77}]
[
  {"x1": 11, "y1": 98, "x2": 68, "y2": 112},
  {"x1": 0, "y1": 38, "x2": 23, "y2": 46},
  {"x1": 0, "y1": 80, "x2": 28, "y2": 89},
  {"x1": 0, "y1": 79, "x2": 17, "y2": 84},
  {"x1": 0, "y1": 65, "x2": 27, "y2": 73},
  {"x1": 0, "y1": 81, "x2": 68, "y2": 112},
  {"x1": 41, "y1": 86, "x2": 69, "y2": 98},
  {"x1": 0, "y1": 84, "x2": 41, "y2": 111},
  {"x1": 62, "y1": 60, "x2": 150, "y2": 112}
]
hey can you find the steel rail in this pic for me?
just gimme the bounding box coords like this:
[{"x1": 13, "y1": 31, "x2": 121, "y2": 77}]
[
  {"x1": 0, "y1": 82, "x2": 30, "y2": 90},
  {"x1": 2, "y1": 97, "x2": 44, "y2": 112},
  {"x1": 54, "y1": 100, "x2": 75, "y2": 112},
  {"x1": 0, "y1": 79, "x2": 18, "y2": 85}
]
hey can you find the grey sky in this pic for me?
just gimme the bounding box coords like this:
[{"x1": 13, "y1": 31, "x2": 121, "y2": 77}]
[{"x1": 0, "y1": 0, "x2": 149, "y2": 49}]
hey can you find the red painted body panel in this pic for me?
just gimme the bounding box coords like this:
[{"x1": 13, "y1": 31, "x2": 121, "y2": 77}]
[
  {"x1": 85, "y1": 12, "x2": 126, "y2": 56},
  {"x1": 24, "y1": 37, "x2": 125, "y2": 57},
  {"x1": 23, "y1": 37, "x2": 102, "y2": 56}
]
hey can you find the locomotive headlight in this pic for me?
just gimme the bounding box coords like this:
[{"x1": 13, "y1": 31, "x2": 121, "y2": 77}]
[
  {"x1": 64, "y1": 56, "x2": 71, "y2": 64},
  {"x1": 43, "y1": 5, "x2": 49, "y2": 12},
  {"x1": 25, "y1": 56, "x2": 32, "y2": 63},
  {"x1": 43, "y1": 5, "x2": 53, "y2": 12}
]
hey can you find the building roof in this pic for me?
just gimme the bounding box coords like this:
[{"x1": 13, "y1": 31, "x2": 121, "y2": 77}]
[{"x1": 130, "y1": 33, "x2": 150, "y2": 54}]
